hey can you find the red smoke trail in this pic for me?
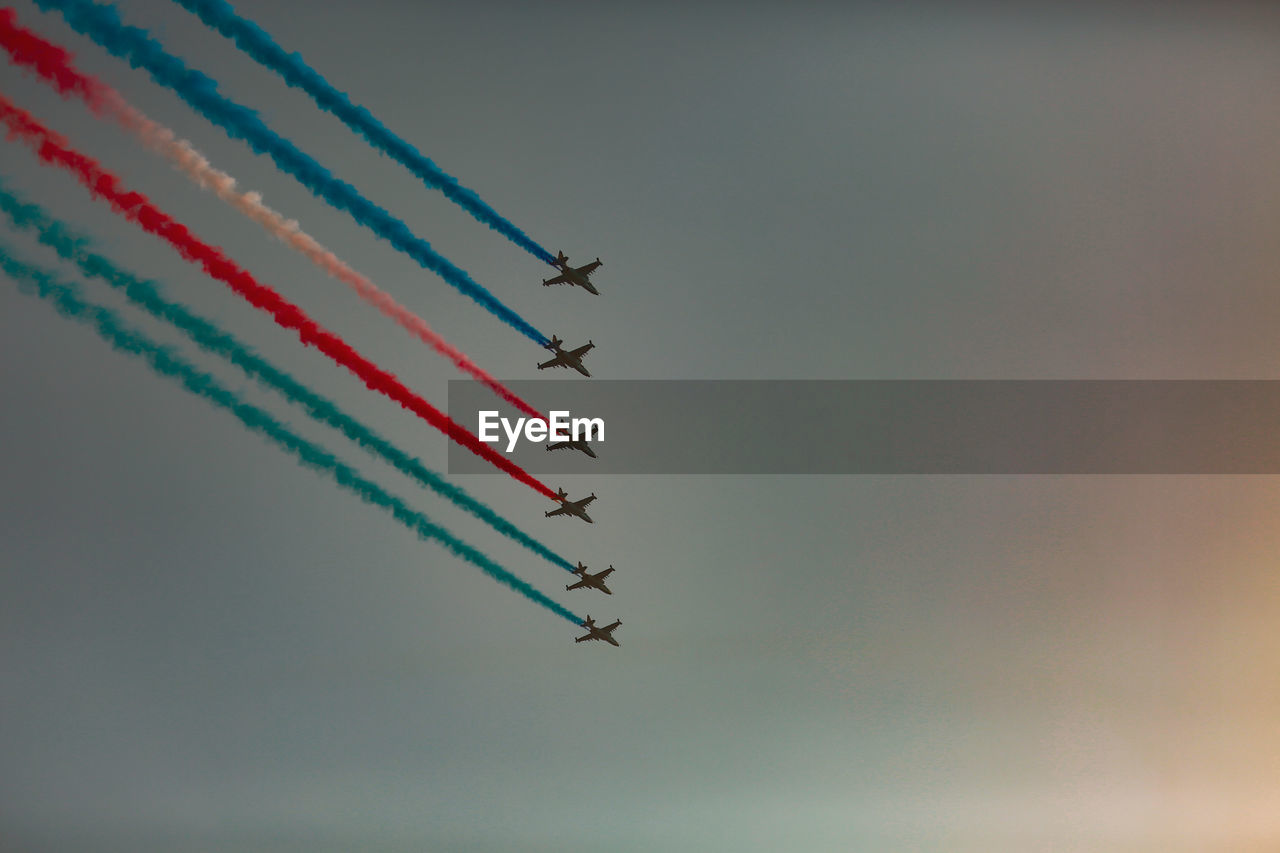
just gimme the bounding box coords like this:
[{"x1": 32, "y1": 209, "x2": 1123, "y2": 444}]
[
  {"x1": 0, "y1": 8, "x2": 105, "y2": 105},
  {"x1": 0, "y1": 93, "x2": 559, "y2": 501},
  {"x1": 0, "y1": 9, "x2": 547, "y2": 423}
]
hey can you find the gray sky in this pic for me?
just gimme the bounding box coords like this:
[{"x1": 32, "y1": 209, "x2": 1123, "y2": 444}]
[{"x1": 3, "y1": 1, "x2": 1280, "y2": 849}]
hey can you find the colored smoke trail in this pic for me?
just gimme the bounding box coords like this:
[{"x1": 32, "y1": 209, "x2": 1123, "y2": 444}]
[
  {"x1": 34, "y1": 0, "x2": 551, "y2": 346},
  {"x1": 169, "y1": 0, "x2": 555, "y2": 264},
  {"x1": 0, "y1": 8, "x2": 546, "y2": 422},
  {"x1": 0, "y1": 242, "x2": 583, "y2": 624},
  {"x1": 0, "y1": 94, "x2": 560, "y2": 501},
  {"x1": 0, "y1": 179, "x2": 577, "y2": 574}
]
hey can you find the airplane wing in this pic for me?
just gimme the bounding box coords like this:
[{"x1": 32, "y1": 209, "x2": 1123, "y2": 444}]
[
  {"x1": 537, "y1": 355, "x2": 566, "y2": 370},
  {"x1": 567, "y1": 579, "x2": 587, "y2": 591},
  {"x1": 542, "y1": 273, "x2": 571, "y2": 286},
  {"x1": 598, "y1": 567, "x2": 615, "y2": 578},
  {"x1": 574, "y1": 633, "x2": 593, "y2": 643},
  {"x1": 547, "y1": 442, "x2": 572, "y2": 452},
  {"x1": 545, "y1": 505, "x2": 571, "y2": 517},
  {"x1": 578, "y1": 495, "x2": 597, "y2": 508},
  {"x1": 568, "y1": 342, "x2": 594, "y2": 358},
  {"x1": 577, "y1": 260, "x2": 602, "y2": 277}
]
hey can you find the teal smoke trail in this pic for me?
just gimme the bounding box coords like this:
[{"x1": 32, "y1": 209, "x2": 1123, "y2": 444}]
[
  {"x1": 169, "y1": 0, "x2": 555, "y2": 265},
  {"x1": 34, "y1": 0, "x2": 551, "y2": 346},
  {"x1": 0, "y1": 242, "x2": 583, "y2": 625},
  {"x1": 0, "y1": 178, "x2": 576, "y2": 574}
]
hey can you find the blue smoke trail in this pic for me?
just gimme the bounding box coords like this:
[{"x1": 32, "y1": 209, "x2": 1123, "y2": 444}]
[
  {"x1": 35, "y1": 0, "x2": 551, "y2": 346},
  {"x1": 169, "y1": 0, "x2": 556, "y2": 265},
  {"x1": 0, "y1": 177, "x2": 577, "y2": 575},
  {"x1": 0, "y1": 241, "x2": 583, "y2": 625}
]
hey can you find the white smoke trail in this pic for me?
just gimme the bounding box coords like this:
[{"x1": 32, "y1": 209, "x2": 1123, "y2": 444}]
[{"x1": 100, "y1": 93, "x2": 546, "y2": 421}]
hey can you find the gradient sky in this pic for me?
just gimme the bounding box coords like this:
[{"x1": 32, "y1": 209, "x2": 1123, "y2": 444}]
[{"x1": 3, "y1": 1, "x2": 1280, "y2": 850}]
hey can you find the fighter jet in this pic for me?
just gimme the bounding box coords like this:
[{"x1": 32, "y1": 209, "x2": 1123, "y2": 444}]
[
  {"x1": 537, "y1": 336, "x2": 594, "y2": 377},
  {"x1": 566, "y1": 562, "x2": 615, "y2": 595},
  {"x1": 545, "y1": 488, "x2": 596, "y2": 523},
  {"x1": 547, "y1": 436, "x2": 597, "y2": 459},
  {"x1": 542, "y1": 251, "x2": 602, "y2": 295},
  {"x1": 575, "y1": 615, "x2": 621, "y2": 646}
]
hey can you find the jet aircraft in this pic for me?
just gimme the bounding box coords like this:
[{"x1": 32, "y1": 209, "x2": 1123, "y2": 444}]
[
  {"x1": 575, "y1": 616, "x2": 621, "y2": 646},
  {"x1": 537, "y1": 336, "x2": 594, "y2": 377},
  {"x1": 545, "y1": 488, "x2": 596, "y2": 523},
  {"x1": 566, "y1": 562, "x2": 615, "y2": 595},
  {"x1": 547, "y1": 436, "x2": 597, "y2": 459},
  {"x1": 542, "y1": 251, "x2": 602, "y2": 294}
]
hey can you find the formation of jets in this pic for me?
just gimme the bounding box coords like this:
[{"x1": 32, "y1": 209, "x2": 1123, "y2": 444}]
[
  {"x1": 540, "y1": 251, "x2": 620, "y2": 646},
  {"x1": 534, "y1": 251, "x2": 597, "y2": 375}
]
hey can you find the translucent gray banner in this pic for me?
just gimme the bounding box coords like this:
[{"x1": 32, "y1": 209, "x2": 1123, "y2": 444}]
[{"x1": 447, "y1": 380, "x2": 1280, "y2": 474}]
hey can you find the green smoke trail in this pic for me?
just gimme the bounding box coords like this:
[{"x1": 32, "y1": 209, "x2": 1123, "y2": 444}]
[
  {"x1": 0, "y1": 241, "x2": 583, "y2": 625},
  {"x1": 0, "y1": 178, "x2": 577, "y2": 574}
]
